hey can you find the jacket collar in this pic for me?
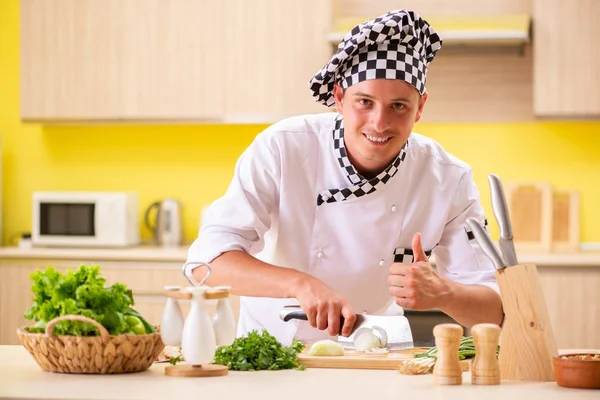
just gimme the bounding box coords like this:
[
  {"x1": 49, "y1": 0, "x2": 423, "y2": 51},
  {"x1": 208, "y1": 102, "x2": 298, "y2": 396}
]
[
  {"x1": 316, "y1": 115, "x2": 408, "y2": 206},
  {"x1": 332, "y1": 114, "x2": 408, "y2": 185}
]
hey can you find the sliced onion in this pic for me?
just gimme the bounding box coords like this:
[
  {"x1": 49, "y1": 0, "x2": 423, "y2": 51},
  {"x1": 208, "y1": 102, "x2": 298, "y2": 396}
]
[
  {"x1": 309, "y1": 339, "x2": 345, "y2": 356},
  {"x1": 372, "y1": 326, "x2": 388, "y2": 348},
  {"x1": 353, "y1": 328, "x2": 381, "y2": 352}
]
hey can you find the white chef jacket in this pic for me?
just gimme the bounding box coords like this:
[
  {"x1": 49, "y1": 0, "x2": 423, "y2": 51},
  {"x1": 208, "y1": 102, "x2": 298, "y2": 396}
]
[{"x1": 185, "y1": 112, "x2": 499, "y2": 346}]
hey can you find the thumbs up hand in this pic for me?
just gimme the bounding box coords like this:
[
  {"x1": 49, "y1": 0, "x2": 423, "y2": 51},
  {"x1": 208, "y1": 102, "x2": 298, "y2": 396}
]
[
  {"x1": 412, "y1": 232, "x2": 429, "y2": 263},
  {"x1": 388, "y1": 233, "x2": 450, "y2": 310}
]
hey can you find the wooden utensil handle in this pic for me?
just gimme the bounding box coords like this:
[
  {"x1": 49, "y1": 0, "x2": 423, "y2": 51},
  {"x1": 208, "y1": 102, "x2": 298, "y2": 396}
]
[
  {"x1": 165, "y1": 290, "x2": 192, "y2": 300},
  {"x1": 164, "y1": 288, "x2": 229, "y2": 300}
]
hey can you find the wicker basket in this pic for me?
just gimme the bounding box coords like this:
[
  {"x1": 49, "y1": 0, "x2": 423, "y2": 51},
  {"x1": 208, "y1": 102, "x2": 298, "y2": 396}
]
[{"x1": 17, "y1": 314, "x2": 164, "y2": 374}]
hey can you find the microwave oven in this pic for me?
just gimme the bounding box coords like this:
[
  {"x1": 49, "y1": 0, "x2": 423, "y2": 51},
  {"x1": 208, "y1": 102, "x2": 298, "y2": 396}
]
[{"x1": 32, "y1": 192, "x2": 140, "y2": 247}]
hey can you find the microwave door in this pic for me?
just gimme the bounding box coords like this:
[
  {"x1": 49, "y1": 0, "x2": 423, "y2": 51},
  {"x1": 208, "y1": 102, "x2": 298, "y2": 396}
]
[{"x1": 40, "y1": 203, "x2": 95, "y2": 236}]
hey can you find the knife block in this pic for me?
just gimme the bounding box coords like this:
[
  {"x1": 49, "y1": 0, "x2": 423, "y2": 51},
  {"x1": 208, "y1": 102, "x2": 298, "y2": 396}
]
[{"x1": 495, "y1": 263, "x2": 558, "y2": 381}]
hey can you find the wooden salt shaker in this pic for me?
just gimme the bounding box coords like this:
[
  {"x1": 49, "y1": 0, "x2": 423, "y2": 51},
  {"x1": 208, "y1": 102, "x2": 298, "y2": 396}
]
[
  {"x1": 471, "y1": 323, "x2": 501, "y2": 385},
  {"x1": 432, "y1": 323, "x2": 464, "y2": 385}
]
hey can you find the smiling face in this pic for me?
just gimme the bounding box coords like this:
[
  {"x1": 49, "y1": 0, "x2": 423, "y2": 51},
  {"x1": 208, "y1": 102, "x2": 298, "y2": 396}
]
[{"x1": 333, "y1": 79, "x2": 427, "y2": 179}]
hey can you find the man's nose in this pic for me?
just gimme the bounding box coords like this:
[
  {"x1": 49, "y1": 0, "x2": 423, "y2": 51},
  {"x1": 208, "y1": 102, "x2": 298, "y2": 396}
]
[{"x1": 369, "y1": 107, "x2": 391, "y2": 133}]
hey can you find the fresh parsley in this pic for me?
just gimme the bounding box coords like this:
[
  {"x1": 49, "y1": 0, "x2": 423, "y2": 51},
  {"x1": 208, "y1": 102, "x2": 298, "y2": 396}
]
[
  {"x1": 169, "y1": 355, "x2": 182, "y2": 365},
  {"x1": 212, "y1": 329, "x2": 306, "y2": 371}
]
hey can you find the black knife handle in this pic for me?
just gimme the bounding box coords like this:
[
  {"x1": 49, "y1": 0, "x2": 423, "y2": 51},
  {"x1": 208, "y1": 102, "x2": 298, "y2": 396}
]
[
  {"x1": 279, "y1": 307, "x2": 346, "y2": 326},
  {"x1": 281, "y1": 310, "x2": 309, "y2": 322}
]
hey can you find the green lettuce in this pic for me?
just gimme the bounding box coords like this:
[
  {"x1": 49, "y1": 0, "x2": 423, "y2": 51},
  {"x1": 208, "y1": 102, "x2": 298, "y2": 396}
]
[{"x1": 24, "y1": 264, "x2": 155, "y2": 336}]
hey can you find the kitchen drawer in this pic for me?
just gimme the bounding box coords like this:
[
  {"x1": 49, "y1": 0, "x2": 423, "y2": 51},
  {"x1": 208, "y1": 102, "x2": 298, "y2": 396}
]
[
  {"x1": 98, "y1": 264, "x2": 190, "y2": 294},
  {"x1": 0, "y1": 258, "x2": 192, "y2": 294}
]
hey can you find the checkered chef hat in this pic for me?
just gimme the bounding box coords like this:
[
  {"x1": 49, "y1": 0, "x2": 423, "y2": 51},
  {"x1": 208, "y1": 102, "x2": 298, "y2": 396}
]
[{"x1": 309, "y1": 9, "x2": 443, "y2": 107}]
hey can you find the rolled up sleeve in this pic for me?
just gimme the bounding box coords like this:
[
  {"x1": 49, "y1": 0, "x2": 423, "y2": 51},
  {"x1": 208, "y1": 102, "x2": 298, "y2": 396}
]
[
  {"x1": 433, "y1": 169, "x2": 500, "y2": 294},
  {"x1": 184, "y1": 132, "x2": 281, "y2": 279}
]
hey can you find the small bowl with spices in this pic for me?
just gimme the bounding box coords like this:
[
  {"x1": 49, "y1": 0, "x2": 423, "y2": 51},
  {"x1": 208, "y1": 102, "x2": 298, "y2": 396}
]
[{"x1": 553, "y1": 352, "x2": 600, "y2": 389}]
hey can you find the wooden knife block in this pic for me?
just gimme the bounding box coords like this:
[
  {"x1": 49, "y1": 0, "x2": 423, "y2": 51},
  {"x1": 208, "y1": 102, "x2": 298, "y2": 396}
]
[{"x1": 495, "y1": 263, "x2": 558, "y2": 381}]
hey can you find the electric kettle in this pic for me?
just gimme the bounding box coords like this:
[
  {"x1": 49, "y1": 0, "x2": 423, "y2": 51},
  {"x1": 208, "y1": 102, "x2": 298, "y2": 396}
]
[{"x1": 144, "y1": 198, "x2": 183, "y2": 246}]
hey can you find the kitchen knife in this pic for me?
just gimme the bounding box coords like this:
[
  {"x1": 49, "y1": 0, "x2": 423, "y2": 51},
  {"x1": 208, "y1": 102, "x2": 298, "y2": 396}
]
[
  {"x1": 488, "y1": 174, "x2": 519, "y2": 267},
  {"x1": 466, "y1": 217, "x2": 506, "y2": 270},
  {"x1": 279, "y1": 305, "x2": 414, "y2": 350}
]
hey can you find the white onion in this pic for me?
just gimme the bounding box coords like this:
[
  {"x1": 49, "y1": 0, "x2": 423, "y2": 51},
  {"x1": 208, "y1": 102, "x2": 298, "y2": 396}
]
[
  {"x1": 309, "y1": 339, "x2": 345, "y2": 356},
  {"x1": 353, "y1": 330, "x2": 382, "y2": 352}
]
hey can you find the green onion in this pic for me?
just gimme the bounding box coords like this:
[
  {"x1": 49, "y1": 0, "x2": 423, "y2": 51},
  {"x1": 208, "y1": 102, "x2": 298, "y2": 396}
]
[{"x1": 413, "y1": 336, "x2": 499, "y2": 361}]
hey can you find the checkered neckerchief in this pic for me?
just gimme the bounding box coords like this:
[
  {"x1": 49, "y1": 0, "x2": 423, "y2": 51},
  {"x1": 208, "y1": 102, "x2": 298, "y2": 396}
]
[{"x1": 317, "y1": 115, "x2": 408, "y2": 206}]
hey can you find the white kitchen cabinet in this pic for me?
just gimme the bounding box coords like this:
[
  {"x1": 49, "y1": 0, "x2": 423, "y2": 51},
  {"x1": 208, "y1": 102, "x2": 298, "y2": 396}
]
[
  {"x1": 533, "y1": 0, "x2": 600, "y2": 117},
  {"x1": 1, "y1": 247, "x2": 598, "y2": 349},
  {"x1": 20, "y1": 0, "x2": 331, "y2": 123},
  {"x1": 20, "y1": 0, "x2": 227, "y2": 122},
  {"x1": 222, "y1": 0, "x2": 332, "y2": 121},
  {"x1": 537, "y1": 266, "x2": 600, "y2": 350}
]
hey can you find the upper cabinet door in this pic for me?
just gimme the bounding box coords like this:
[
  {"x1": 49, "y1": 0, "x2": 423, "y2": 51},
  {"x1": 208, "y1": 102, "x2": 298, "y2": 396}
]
[
  {"x1": 533, "y1": 0, "x2": 600, "y2": 117},
  {"x1": 20, "y1": 0, "x2": 227, "y2": 122},
  {"x1": 222, "y1": 0, "x2": 333, "y2": 121}
]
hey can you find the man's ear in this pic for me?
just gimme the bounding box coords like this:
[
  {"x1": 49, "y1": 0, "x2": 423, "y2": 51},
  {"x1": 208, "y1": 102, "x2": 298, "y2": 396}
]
[
  {"x1": 333, "y1": 83, "x2": 344, "y2": 114},
  {"x1": 414, "y1": 92, "x2": 428, "y2": 123}
]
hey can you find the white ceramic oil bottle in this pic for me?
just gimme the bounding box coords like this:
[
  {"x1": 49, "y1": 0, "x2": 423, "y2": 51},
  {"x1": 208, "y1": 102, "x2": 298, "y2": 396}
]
[
  {"x1": 181, "y1": 286, "x2": 216, "y2": 365},
  {"x1": 160, "y1": 285, "x2": 185, "y2": 346},
  {"x1": 212, "y1": 286, "x2": 236, "y2": 346}
]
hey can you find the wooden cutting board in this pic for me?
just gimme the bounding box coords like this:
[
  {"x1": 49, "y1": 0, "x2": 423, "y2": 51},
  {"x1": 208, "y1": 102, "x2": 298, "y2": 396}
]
[
  {"x1": 551, "y1": 189, "x2": 579, "y2": 253},
  {"x1": 297, "y1": 347, "x2": 431, "y2": 370},
  {"x1": 503, "y1": 181, "x2": 553, "y2": 253}
]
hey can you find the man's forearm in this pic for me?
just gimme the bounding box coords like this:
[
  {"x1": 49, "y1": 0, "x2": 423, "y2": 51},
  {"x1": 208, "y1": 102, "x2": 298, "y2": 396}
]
[
  {"x1": 192, "y1": 250, "x2": 308, "y2": 298},
  {"x1": 438, "y1": 280, "x2": 504, "y2": 328}
]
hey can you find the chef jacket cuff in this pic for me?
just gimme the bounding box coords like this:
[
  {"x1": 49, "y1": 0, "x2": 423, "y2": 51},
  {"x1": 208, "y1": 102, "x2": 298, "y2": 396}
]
[{"x1": 183, "y1": 234, "x2": 250, "y2": 281}]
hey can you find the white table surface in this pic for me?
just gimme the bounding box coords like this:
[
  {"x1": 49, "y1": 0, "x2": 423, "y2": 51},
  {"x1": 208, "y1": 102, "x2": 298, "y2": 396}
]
[{"x1": 0, "y1": 345, "x2": 598, "y2": 400}]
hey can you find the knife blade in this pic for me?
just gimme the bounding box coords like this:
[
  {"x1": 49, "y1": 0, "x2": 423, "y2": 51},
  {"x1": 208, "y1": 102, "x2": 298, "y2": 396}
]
[
  {"x1": 488, "y1": 174, "x2": 519, "y2": 266},
  {"x1": 279, "y1": 305, "x2": 414, "y2": 350},
  {"x1": 466, "y1": 217, "x2": 506, "y2": 270}
]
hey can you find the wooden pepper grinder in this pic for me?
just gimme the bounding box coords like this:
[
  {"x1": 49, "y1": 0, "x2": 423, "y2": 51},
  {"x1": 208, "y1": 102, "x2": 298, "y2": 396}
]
[
  {"x1": 471, "y1": 323, "x2": 501, "y2": 385},
  {"x1": 432, "y1": 323, "x2": 464, "y2": 385}
]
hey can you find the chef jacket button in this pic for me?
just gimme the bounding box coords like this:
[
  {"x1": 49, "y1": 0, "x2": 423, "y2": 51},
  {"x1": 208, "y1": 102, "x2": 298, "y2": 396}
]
[
  {"x1": 317, "y1": 251, "x2": 324, "y2": 259},
  {"x1": 390, "y1": 205, "x2": 397, "y2": 212},
  {"x1": 379, "y1": 259, "x2": 385, "y2": 266}
]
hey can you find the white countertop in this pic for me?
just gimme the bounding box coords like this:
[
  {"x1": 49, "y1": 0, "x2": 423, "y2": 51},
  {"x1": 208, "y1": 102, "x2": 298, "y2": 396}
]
[
  {"x1": 0, "y1": 244, "x2": 189, "y2": 262},
  {"x1": 0, "y1": 245, "x2": 599, "y2": 266},
  {"x1": 0, "y1": 345, "x2": 597, "y2": 400}
]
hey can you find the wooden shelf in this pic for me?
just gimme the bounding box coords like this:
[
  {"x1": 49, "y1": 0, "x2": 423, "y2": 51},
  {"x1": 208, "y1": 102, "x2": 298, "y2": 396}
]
[{"x1": 327, "y1": 14, "x2": 531, "y2": 47}]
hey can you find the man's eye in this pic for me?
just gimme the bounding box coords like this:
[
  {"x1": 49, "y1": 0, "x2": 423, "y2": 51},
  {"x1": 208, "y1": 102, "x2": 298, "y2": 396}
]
[
  {"x1": 358, "y1": 99, "x2": 372, "y2": 106},
  {"x1": 392, "y1": 103, "x2": 405, "y2": 110}
]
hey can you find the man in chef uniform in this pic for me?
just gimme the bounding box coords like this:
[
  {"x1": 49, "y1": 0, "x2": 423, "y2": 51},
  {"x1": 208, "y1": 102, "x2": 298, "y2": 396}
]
[{"x1": 184, "y1": 9, "x2": 504, "y2": 346}]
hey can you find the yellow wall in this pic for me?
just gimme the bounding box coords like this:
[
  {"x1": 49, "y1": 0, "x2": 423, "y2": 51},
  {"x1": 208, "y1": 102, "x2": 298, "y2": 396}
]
[{"x1": 1, "y1": 1, "x2": 599, "y2": 247}]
